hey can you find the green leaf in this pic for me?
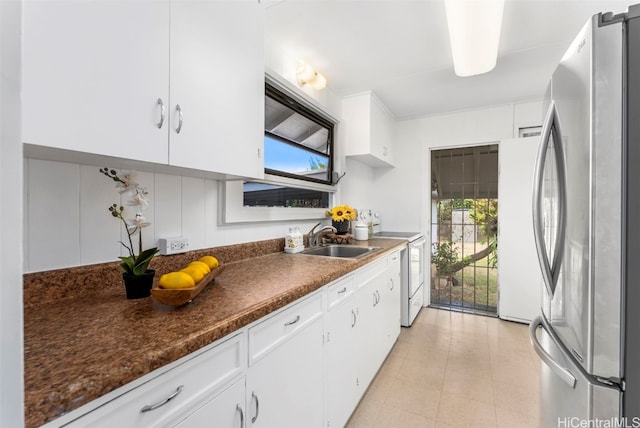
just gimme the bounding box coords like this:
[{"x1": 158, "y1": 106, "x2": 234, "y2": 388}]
[
  {"x1": 118, "y1": 257, "x2": 134, "y2": 274},
  {"x1": 131, "y1": 247, "x2": 159, "y2": 276}
]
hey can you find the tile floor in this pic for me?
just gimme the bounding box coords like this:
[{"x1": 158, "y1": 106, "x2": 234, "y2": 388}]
[{"x1": 346, "y1": 307, "x2": 541, "y2": 428}]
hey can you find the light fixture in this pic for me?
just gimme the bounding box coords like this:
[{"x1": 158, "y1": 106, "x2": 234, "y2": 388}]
[
  {"x1": 296, "y1": 61, "x2": 327, "y2": 90},
  {"x1": 444, "y1": 0, "x2": 505, "y2": 77}
]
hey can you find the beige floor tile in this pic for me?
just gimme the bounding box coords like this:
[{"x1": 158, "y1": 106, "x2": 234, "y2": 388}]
[
  {"x1": 436, "y1": 392, "x2": 498, "y2": 427},
  {"x1": 404, "y1": 346, "x2": 450, "y2": 368},
  {"x1": 346, "y1": 396, "x2": 383, "y2": 428},
  {"x1": 396, "y1": 358, "x2": 447, "y2": 388},
  {"x1": 493, "y1": 379, "x2": 539, "y2": 419},
  {"x1": 496, "y1": 406, "x2": 541, "y2": 428},
  {"x1": 377, "y1": 351, "x2": 406, "y2": 378},
  {"x1": 491, "y1": 358, "x2": 540, "y2": 386},
  {"x1": 441, "y1": 370, "x2": 495, "y2": 405},
  {"x1": 373, "y1": 405, "x2": 436, "y2": 428},
  {"x1": 384, "y1": 377, "x2": 442, "y2": 420},
  {"x1": 362, "y1": 370, "x2": 395, "y2": 403}
]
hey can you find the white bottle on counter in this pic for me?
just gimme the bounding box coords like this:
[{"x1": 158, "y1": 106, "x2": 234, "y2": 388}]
[
  {"x1": 354, "y1": 224, "x2": 369, "y2": 241},
  {"x1": 285, "y1": 226, "x2": 305, "y2": 253}
]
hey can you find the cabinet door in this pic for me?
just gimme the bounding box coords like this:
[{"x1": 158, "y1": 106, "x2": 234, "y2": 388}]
[
  {"x1": 370, "y1": 95, "x2": 394, "y2": 166},
  {"x1": 247, "y1": 303, "x2": 324, "y2": 427},
  {"x1": 169, "y1": 1, "x2": 264, "y2": 178},
  {"x1": 173, "y1": 378, "x2": 245, "y2": 428},
  {"x1": 325, "y1": 277, "x2": 358, "y2": 428},
  {"x1": 22, "y1": 1, "x2": 170, "y2": 163},
  {"x1": 356, "y1": 270, "x2": 386, "y2": 389},
  {"x1": 382, "y1": 251, "x2": 402, "y2": 350}
]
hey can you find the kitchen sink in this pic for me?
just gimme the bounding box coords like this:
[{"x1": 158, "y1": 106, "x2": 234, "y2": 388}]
[{"x1": 300, "y1": 245, "x2": 381, "y2": 259}]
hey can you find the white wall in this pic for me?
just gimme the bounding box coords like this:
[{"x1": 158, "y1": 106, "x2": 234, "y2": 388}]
[{"x1": 1, "y1": 0, "x2": 24, "y2": 426}]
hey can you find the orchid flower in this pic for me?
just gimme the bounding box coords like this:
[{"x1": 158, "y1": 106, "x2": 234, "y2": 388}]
[
  {"x1": 100, "y1": 167, "x2": 158, "y2": 276},
  {"x1": 126, "y1": 213, "x2": 151, "y2": 232}
]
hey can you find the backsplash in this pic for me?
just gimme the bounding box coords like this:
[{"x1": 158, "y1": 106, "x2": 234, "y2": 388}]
[{"x1": 23, "y1": 158, "x2": 306, "y2": 273}]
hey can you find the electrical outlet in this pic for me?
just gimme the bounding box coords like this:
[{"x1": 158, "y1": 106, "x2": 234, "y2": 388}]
[{"x1": 159, "y1": 237, "x2": 189, "y2": 255}]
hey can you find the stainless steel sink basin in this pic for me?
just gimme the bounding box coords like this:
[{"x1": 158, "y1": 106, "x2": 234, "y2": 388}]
[{"x1": 300, "y1": 245, "x2": 381, "y2": 259}]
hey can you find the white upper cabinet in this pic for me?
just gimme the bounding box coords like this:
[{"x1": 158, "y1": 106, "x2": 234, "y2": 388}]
[
  {"x1": 342, "y1": 91, "x2": 395, "y2": 167},
  {"x1": 168, "y1": 1, "x2": 264, "y2": 178},
  {"x1": 22, "y1": 0, "x2": 264, "y2": 179},
  {"x1": 22, "y1": 1, "x2": 171, "y2": 164}
]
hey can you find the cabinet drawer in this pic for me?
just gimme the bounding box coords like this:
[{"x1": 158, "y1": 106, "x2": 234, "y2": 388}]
[
  {"x1": 248, "y1": 292, "x2": 323, "y2": 365},
  {"x1": 327, "y1": 274, "x2": 355, "y2": 310},
  {"x1": 66, "y1": 333, "x2": 245, "y2": 428},
  {"x1": 356, "y1": 256, "x2": 388, "y2": 285}
]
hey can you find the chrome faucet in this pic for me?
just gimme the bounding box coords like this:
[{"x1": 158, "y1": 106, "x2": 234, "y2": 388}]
[{"x1": 307, "y1": 222, "x2": 337, "y2": 248}]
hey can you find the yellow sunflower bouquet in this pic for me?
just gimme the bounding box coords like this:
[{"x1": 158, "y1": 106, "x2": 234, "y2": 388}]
[{"x1": 326, "y1": 205, "x2": 357, "y2": 222}]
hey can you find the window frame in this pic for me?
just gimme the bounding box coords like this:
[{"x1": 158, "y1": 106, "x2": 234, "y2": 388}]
[{"x1": 264, "y1": 82, "x2": 334, "y2": 185}]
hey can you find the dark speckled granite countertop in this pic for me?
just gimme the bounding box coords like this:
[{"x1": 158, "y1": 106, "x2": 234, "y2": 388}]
[{"x1": 23, "y1": 238, "x2": 406, "y2": 428}]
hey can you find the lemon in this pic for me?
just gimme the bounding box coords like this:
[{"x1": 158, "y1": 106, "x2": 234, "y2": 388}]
[
  {"x1": 158, "y1": 271, "x2": 195, "y2": 289},
  {"x1": 198, "y1": 255, "x2": 219, "y2": 269},
  {"x1": 188, "y1": 260, "x2": 211, "y2": 274},
  {"x1": 180, "y1": 266, "x2": 205, "y2": 284}
]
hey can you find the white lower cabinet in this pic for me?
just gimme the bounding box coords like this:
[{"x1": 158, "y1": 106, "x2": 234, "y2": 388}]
[
  {"x1": 325, "y1": 251, "x2": 402, "y2": 427},
  {"x1": 173, "y1": 377, "x2": 245, "y2": 428},
  {"x1": 355, "y1": 256, "x2": 392, "y2": 389},
  {"x1": 382, "y1": 251, "x2": 402, "y2": 354},
  {"x1": 246, "y1": 292, "x2": 325, "y2": 427},
  {"x1": 52, "y1": 252, "x2": 402, "y2": 428},
  {"x1": 324, "y1": 275, "x2": 358, "y2": 428}
]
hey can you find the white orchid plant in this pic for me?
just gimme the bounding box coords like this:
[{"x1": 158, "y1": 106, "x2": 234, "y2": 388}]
[{"x1": 100, "y1": 168, "x2": 159, "y2": 276}]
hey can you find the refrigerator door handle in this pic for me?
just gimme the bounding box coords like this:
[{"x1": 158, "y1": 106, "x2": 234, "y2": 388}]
[
  {"x1": 529, "y1": 316, "x2": 577, "y2": 388},
  {"x1": 532, "y1": 100, "x2": 568, "y2": 297}
]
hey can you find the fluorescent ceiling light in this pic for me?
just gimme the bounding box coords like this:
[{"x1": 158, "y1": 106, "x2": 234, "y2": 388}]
[{"x1": 445, "y1": 0, "x2": 505, "y2": 77}]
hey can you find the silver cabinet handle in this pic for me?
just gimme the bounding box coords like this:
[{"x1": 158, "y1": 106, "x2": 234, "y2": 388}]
[
  {"x1": 284, "y1": 315, "x2": 300, "y2": 326},
  {"x1": 532, "y1": 100, "x2": 567, "y2": 297},
  {"x1": 140, "y1": 385, "x2": 183, "y2": 413},
  {"x1": 175, "y1": 104, "x2": 183, "y2": 134},
  {"x1": 389, "y1": 278, "x2": 394, "y2": 290},
  {"x1": 337, "y1": 286, "x2": 347, "y2": 294},
  {"x1": 373, "y1": 290, "x2": 380, "y2": 306},
  {"x1": 236, "y1": 404, "x2": 244, "y2": 428},
  {"x1": 351, "y1": 309, "x2": 357, "y2": 328},
  {"x1": 251, "y1": 392, "x2": 260, "y2": 423},
  {"x1": 157, "y1": 98, "x2": 165, "y2": 129},
  {"x1": 529, "y1": 316, "x2": 576, "y2": 387}
]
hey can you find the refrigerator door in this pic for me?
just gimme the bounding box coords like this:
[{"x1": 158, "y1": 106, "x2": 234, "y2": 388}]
[
  {"x1": 535, "y1": 14, "x2": 623, "y2": 380},
  {"x1": 530, "y1": 316, "x2": 621, "y2": 424}
]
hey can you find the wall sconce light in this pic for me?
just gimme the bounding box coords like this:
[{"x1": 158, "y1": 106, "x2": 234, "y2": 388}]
[
  {"x1": 444, "y1": 0, "x2": 505, "y2": 77},
  {"x1": 296, "y1": 61, "x2": 327, "y2": 90}
]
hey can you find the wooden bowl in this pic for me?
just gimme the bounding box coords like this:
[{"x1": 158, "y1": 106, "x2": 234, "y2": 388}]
[{"x1": 151, "y1": 265, "x2": 225, "y2": 307}]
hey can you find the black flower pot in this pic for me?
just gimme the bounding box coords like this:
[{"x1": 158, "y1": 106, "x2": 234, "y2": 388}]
[
  {"x1": 332, "y1": 220, "x2": 350, "y2": 235},
  {"x1": 122, "y1": 270, "x2": 155, "y2": 299}
]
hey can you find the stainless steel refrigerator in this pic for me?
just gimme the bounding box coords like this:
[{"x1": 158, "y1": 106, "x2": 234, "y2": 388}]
[{"x1": 529, "y1": 4, "x2": 640, "y2": 424}]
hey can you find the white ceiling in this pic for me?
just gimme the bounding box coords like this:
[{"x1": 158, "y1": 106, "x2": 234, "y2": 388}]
[{"x1": 265, "y1": 0, "x2": 632, "y2": 119}]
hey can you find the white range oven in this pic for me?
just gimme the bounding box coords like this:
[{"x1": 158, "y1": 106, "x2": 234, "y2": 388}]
[{"x1": 373, "y1": 231, "x2": 426, "y2": 326}]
